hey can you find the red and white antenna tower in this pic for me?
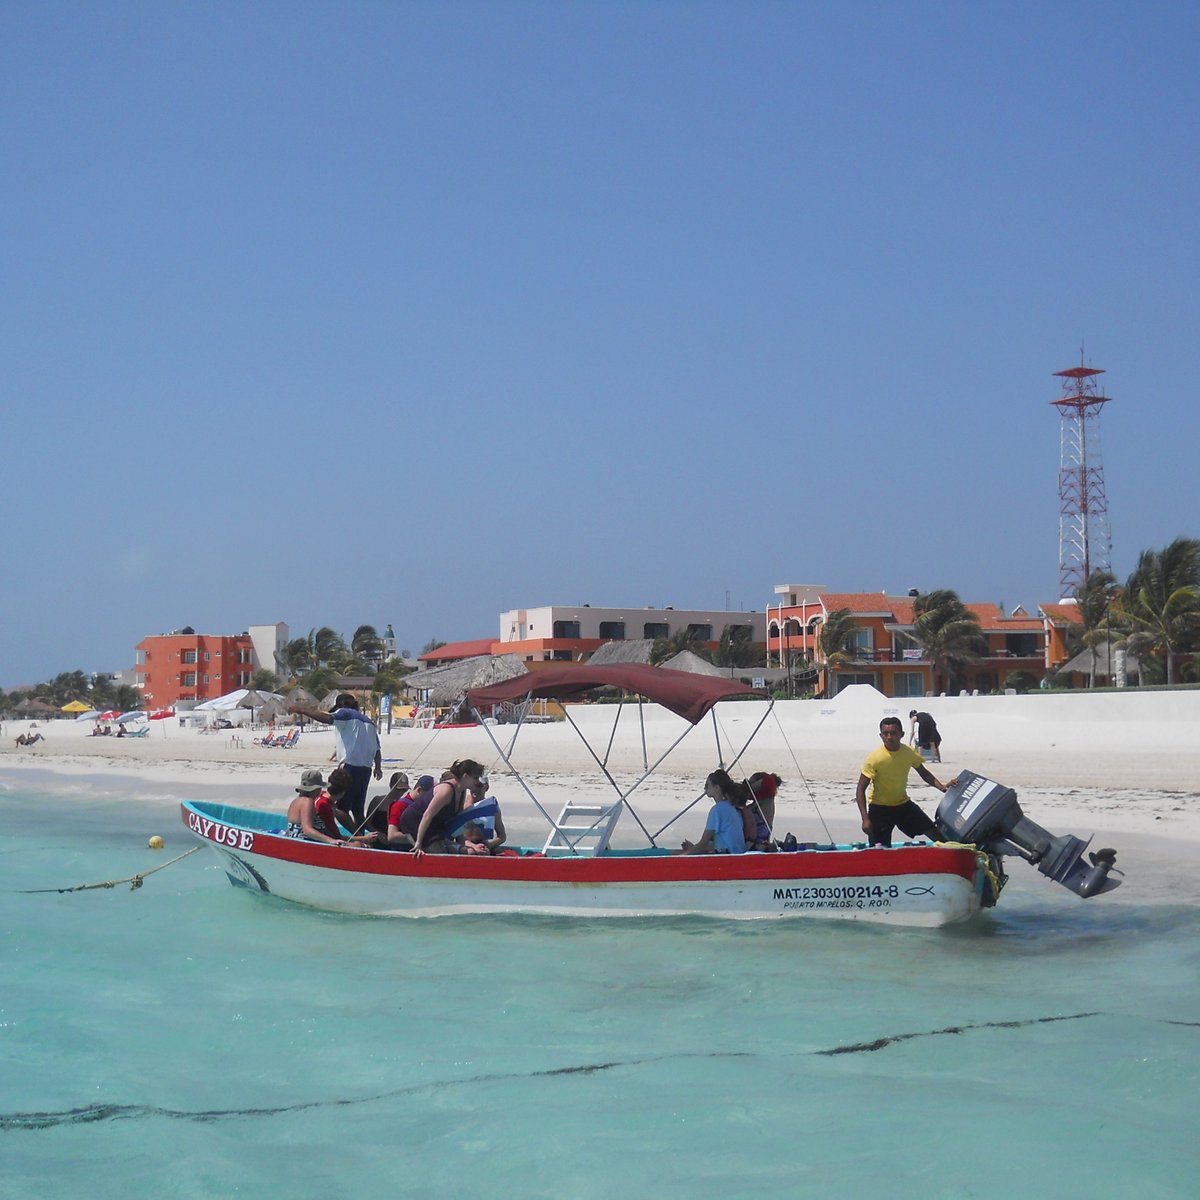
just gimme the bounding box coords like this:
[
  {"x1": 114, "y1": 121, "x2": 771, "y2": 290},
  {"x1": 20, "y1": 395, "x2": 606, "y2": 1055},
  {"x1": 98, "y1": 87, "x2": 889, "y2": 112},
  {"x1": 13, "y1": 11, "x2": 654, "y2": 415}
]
[{"x1": 1051, "y1": 354, "x2": 1113, "y2": 599}]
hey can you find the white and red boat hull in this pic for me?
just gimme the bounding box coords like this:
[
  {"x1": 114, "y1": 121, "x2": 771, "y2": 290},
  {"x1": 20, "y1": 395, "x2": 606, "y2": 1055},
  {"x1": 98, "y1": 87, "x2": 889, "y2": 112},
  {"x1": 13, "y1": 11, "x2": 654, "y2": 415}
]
[{"x1": 182, "y1": 801, "x2": 986, "y2": 927}]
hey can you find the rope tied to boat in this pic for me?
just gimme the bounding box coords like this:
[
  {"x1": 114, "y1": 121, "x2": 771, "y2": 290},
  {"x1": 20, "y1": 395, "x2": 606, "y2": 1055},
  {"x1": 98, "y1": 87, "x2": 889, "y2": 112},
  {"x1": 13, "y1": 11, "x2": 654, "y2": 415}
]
[
  {"x1": 20, "y1": 846, "x2": 203, "y2": 895},
  {"x1": 936, "y1": 840, "x2": 1005, "y2": 903}
]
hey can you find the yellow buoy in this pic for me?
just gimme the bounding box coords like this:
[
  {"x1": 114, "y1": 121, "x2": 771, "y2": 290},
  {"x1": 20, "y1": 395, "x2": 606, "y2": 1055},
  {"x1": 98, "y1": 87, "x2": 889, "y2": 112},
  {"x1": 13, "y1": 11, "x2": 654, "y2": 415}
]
[{"x1": 148, "y1": 835, "x2": 165, "y2": 850}]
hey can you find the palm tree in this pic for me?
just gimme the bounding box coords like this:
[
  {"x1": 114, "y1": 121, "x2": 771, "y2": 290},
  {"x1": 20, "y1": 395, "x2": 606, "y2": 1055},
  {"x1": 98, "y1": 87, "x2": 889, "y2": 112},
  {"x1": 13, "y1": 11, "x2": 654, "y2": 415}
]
[
  {"x1": 1073, "y1": 570, "x2": 1120, "y2": 686},
  {"x1": 1115, "y1": 537, "x2": 1200, "y2": 685},
  {"x1": 649, "y1": 628, "x2": 710, "y2": 666},
  {"x1": 351, "y1": 625, "x2": 384, "y2": 667},
  {"x1": 713, "y1": 625, "x2": 764, "y2": 669},
  {"x1": 313, "y1": 626, "x2": 346, "y2": 666},
  {"x1": 250, "y1": 668, "x2": 279, "y2": 692},
  {"x1": 281, "y1": 638, "x2": 312, "y2": 679},
  {"x1": 912, "y1": 590, "x2": 986, "y2": 694},
  {"x1": 816, "y1": 608, "x2": 860, "y2": 696}
]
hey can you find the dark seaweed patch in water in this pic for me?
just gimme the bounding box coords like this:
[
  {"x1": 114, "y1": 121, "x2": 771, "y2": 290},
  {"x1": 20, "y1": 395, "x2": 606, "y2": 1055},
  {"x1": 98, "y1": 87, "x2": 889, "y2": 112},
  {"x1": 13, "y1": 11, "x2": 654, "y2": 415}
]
[{"x1": 7, "y1": 1009, "x2": 1165, "y2": 1131}]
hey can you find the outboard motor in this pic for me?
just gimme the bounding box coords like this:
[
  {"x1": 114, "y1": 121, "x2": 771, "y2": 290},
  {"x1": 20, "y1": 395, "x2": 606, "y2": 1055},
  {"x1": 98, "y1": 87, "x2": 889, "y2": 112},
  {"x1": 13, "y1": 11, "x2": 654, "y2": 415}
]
[{"x1": 936, "y1": 770, "x2": 1121, "y2": 899}]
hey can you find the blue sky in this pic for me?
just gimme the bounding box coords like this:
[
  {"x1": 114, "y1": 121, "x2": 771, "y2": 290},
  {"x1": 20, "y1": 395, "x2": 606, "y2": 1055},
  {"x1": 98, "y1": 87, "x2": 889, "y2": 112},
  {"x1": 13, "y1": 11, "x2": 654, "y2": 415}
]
[{"x1": 3, "y1": 1, "x2": 1197, "y2": 685}]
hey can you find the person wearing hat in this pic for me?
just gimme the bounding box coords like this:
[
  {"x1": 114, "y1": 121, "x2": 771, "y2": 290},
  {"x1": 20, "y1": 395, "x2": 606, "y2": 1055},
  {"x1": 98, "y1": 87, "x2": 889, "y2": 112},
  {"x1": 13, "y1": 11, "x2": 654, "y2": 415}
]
[
  {"x1": 287, "y1": 693, "x2": 383, "y2": 830},
  {"x1": 284, "y1": 768, "x2": 375, "y2": 846}
]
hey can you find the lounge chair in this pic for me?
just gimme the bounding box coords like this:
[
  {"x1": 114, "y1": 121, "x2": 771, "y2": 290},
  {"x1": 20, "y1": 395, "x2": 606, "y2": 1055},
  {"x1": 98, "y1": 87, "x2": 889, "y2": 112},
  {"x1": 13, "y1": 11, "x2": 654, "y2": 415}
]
[{"x1": 124, "y1": 726, "x2": 151, "y2": 738}]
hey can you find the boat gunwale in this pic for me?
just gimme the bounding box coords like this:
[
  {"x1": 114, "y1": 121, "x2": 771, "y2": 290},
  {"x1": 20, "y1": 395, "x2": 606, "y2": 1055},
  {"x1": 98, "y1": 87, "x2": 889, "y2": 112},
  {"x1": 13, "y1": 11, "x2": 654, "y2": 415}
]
[{"x1": 180, "y1": 799, "x2": 981, "y2": 886}]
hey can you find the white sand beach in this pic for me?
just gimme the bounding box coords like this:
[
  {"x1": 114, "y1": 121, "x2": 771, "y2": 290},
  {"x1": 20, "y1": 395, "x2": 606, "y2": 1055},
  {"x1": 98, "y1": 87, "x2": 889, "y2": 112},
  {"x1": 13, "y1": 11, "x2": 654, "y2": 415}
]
[{"x1": 5, "y1": 688, "x2": 1199, "y2": 904}]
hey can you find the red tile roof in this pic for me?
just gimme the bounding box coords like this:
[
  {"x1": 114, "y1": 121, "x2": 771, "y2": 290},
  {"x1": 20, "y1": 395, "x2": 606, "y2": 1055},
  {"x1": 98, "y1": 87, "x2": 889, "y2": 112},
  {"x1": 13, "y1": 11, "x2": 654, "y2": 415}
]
[
  {"x1": 419, "y1": 638, "x2": 497, "y2": 663},
  {"x1": 1039, "y1": 603, "x2": 1082, "y2": 625}
]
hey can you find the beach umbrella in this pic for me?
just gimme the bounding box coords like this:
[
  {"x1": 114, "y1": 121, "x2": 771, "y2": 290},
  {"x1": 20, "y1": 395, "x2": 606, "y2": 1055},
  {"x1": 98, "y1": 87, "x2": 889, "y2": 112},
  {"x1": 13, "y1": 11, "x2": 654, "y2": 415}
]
[
  {"x1": 99, "y1": 710, "x2": 121, "y2": 721},
  {"x1": 61, "y1": 700, "x2": 93, "y2": 713},
  {"x1": 149, "y1": 709, "x2": 175, "y2": 720},
  {"x1": 257, "y1": 697, "x2": 288, "y2": 723},
  {"x1": 75, "y1": 710, "x2": 101, "y2": 722},
  {"x1": 117, "y1": 710, "x2": 147, "y2": 724}
]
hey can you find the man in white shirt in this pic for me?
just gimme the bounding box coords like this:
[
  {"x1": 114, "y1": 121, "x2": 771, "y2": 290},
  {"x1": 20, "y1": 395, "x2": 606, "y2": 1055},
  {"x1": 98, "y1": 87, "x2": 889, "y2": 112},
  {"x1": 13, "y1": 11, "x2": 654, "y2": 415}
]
[{"x1": 288, "y1": 692, "x2": 382, "y2": 829}]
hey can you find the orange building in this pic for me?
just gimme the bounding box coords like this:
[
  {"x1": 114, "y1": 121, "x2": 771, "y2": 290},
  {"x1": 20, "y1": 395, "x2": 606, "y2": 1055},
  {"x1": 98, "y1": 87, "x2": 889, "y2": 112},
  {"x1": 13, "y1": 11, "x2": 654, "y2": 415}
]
[
  {"x1": 768, "y1": 587, "x2": 1059, "y2": 697},
  {"x1": 1038, "y1": 602, "x2": 1082, "y2": 672},
  {"x1": 134, "y1": 628, "x2": 257, "y2": 709}
]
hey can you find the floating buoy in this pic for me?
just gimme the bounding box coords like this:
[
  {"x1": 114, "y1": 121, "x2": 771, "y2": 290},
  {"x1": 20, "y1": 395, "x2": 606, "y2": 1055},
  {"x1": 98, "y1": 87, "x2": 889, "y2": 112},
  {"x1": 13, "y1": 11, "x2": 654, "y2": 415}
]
[{"x1": 148, "y1": 835, "x2": 165, "y2": 850}]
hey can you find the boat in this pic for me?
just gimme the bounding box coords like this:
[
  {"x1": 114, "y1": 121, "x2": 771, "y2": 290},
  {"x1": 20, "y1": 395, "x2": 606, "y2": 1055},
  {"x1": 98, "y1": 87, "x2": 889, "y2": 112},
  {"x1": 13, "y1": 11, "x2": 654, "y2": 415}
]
[{"x1": 181, "y1": 664, "x2": 1120, "y2": 926}]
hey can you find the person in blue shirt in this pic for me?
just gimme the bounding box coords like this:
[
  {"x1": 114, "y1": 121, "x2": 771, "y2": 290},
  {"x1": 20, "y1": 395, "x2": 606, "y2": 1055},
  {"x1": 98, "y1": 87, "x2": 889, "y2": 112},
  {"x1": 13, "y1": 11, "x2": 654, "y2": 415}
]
[
  {"x1": 678, "y1": 769, "x2": 748, "y2": 855},
  {"x1": 288, "y1": 693, "x2": 382, "y2": 830}
]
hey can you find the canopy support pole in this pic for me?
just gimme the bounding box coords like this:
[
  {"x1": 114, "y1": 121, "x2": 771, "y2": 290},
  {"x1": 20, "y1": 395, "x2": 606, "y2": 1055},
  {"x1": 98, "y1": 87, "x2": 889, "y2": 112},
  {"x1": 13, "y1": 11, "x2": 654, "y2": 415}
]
[
  {"x1": 651, "y1": 699, "x2": 777, "y2": 841},
  {"x1": 470, "y1": 705, "x2": 564, "y2": 840}
]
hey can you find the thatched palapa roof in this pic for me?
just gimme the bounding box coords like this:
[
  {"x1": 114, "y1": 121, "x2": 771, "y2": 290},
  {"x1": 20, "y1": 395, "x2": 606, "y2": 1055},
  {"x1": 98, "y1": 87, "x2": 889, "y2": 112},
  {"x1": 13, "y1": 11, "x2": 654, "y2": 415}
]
[
  {"x1": 587, "y1": 638, "x2": 654, "y2": 666},
  {"x1": 407, "y1": 655, "x2": 528, "y2": 707}
]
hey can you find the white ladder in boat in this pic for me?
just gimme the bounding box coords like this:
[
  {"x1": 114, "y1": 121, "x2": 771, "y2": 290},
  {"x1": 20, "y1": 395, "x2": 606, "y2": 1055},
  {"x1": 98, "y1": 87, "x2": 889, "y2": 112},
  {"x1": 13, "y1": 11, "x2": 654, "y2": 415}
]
[{"x1": 542, "y1": 798, "x2": 625, "y2": 857}]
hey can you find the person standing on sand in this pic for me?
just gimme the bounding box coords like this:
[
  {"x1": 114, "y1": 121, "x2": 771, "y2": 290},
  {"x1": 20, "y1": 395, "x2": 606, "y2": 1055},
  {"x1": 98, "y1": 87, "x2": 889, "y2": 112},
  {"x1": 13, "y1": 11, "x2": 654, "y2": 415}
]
[
  {"x1": 856, "y1": 717, "x2": 957, "y2": 847},
  {"x1": 909, "y1": 709, "x2": 942, "y2": 762}
]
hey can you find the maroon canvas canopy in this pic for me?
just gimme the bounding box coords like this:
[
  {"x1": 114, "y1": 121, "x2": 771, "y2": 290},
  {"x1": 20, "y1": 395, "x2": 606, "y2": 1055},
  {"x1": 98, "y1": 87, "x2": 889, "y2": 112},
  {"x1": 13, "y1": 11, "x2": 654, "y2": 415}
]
[{"x1": 466, "y1": 663, "x2": 763, "y2": 726}]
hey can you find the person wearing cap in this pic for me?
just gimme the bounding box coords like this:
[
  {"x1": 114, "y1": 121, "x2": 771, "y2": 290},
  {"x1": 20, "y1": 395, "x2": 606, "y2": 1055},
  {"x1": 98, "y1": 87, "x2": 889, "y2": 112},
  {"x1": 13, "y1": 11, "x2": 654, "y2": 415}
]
[
  {"x1": 365, "y1": 771, "x2": 408, "y2": 841},
  {"x1": 381, "y1": 773, "x2": 432, "y2": 849},
  {"x1": 288, "y1": 693, "x2": 383, "y2": 830}
]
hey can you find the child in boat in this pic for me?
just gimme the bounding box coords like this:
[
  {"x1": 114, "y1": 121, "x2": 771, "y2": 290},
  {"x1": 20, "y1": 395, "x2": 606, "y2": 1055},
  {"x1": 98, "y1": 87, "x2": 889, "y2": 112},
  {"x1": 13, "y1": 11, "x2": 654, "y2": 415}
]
[
  {"x1": 677, "y1": 770, "x2": 748, "y2": 855},
  {"x1": 461, "y1": 774, "x2": 507, "y2": 853},
  {"x1": 745, "y1": 772, "x2": 782, "y2": 851},
  {"x1": 460, "y1": 823, "x2": 491, "y2": 854},
  {"x1": 365, "y1": 771, "x2": 409, "y2": 842}
]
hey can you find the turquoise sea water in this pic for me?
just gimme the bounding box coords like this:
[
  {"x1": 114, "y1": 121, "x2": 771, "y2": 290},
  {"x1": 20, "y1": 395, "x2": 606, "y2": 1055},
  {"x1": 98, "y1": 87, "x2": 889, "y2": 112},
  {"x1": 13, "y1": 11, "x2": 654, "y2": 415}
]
[{"x1": 2, "y1": 779, "x2": 1198, "y2": 1199}]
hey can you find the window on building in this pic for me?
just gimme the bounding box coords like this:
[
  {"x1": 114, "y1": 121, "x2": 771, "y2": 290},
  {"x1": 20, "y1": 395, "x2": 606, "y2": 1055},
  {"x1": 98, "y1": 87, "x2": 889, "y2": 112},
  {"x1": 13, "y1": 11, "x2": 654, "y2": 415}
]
[
  {"x1": 553, "y1": 621, "x2": 581, "y2": 639},
  {"x1": 552, "y1": 649, "x2": 574, "y2": 661},
  {"x1": 892, "y1": 672, "x2": 925, "y2": 698},
  {"x1": 834, "y1": 672, "x2": 876, "y2": 694},
  {"x1": 687, "y1": 624, "x2": 712, "y2": 642},
  {"x1": 851, "y1": 628, "x2": 874, "y2": 656},
  {"x1": 1004, "y1": 633, "x2": 1039, "y2": 658},
  {"x1": 643, "y1": 622, "x2": 669, "y2": 639},
  {"x1": 203, "y1": 675, "x2": 209, "y2": 684},
  {"x1": 204, "y1": 652, "x2": 210, "y2": 661},
  {"x1": 183, "y1": 672, "x2": 197, "y2": 687},
  {"x1": 598, "y1": 621, "x2": 625, "y2": 640},
  {"x1": 182, "y1": 650, "x2": 197, "y2": 664}
]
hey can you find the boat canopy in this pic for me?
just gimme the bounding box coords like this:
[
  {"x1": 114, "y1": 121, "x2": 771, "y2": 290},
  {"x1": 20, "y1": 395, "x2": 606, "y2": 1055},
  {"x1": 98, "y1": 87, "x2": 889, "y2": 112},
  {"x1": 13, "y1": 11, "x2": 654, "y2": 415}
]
[{"x1": 466, "y1": 663, "x2": 763, "y2": 726}]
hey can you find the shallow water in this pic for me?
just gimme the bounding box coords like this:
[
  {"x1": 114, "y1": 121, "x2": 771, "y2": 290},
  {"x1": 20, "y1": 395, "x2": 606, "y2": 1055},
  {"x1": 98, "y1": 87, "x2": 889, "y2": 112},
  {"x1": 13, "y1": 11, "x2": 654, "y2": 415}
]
[{"x1": 2, "y1": 782, "x2": 1198, "y2": 1199}]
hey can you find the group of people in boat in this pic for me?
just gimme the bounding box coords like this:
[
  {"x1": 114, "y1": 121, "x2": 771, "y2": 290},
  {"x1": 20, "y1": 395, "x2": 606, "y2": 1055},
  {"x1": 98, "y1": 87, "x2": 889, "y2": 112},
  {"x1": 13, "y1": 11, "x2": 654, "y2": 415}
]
[
  {"x1": 278, "y1": 698, "x2": 954, "y2": 856},
  {"x1": 284, "y1": 757, "x2": 508, "y2": 856}
]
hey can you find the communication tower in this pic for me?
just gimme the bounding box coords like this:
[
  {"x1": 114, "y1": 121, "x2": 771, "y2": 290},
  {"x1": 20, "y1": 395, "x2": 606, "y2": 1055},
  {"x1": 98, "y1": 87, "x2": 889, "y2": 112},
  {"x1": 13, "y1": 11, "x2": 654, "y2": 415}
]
[{"x1": 1052, "y1": 357, "x2": 1113, "y2": 599}]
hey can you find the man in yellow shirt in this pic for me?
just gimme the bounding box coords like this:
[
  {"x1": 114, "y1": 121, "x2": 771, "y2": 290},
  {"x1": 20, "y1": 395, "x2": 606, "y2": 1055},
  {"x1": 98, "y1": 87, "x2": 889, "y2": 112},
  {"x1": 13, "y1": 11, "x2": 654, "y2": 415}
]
[{"x1": 855, "y1": 717, "x2": 958, "y2": 847}]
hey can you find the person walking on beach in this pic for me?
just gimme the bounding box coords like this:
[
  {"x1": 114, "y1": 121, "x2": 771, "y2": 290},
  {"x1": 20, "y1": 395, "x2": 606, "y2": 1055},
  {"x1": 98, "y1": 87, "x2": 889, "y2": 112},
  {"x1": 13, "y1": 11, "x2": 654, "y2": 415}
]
[
  {"x1": 288, "y1": 693, "x2": 382, "y2": 830},
  {"x1": 909, "y1": 709, "x2": 942, "y2": 762},
  {"x1": 855, "y1": 717, "x2": 957, "y2": 847}
]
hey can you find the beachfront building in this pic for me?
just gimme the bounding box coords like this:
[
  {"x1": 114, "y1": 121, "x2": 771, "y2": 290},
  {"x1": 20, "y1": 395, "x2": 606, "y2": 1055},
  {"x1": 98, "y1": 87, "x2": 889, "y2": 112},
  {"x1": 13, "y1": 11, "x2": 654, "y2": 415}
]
[
  {"x1": 495, "y1": 605, "x2": 767, "y2": 666},
  {"x1": 134, "y1": 621, "x2": 288, "y2": 709},
  {"x1": 1039, "y1": 601, "x2": 1082, "y2": 671},
  {"x1": 768, "y1": 586, "x2": 1052, "y2": 697}
]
